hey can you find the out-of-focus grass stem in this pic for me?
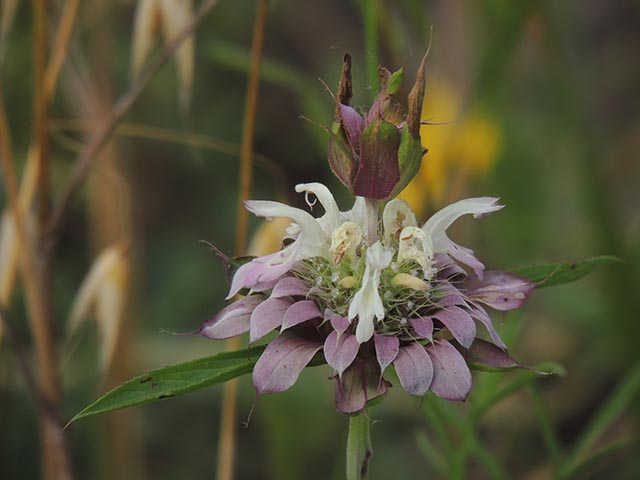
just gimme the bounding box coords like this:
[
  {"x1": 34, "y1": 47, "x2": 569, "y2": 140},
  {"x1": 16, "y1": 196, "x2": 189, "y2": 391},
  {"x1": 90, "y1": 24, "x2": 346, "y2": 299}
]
[
  {"x1": 217, "y1": 1, "x2": 269, "y2": 480},
  {"x1": 362, "y1": 0, "x2": 379, "y2": 99},
  {"x1": 47, "y1": 0, "x2": 222, "y2": 250},
  {"x1": 50, "y1": 120, "x2": 289, "y2": 202},
  {"x1": 32, "y1": 0, "x2": 75, "y2": 477},
  {"x1": 0, "y1": 90, "x2": 73, "y2": 480},
  {"x1": 44, "y1": 0, "x2": 80, "y2": 100}
]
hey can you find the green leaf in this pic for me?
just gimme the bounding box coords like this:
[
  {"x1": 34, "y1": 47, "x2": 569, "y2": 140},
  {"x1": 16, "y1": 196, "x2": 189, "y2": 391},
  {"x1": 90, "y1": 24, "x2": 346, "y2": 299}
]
[
  {"x1": 70, "y1": 347, "x2": 267, "y2": 423},
  {"x1": 560, "y1": 441, "x2": 628, "y2": 480},
  {"x1": 560, "y1": 361, "x2": 640, "y2": 477},
  {"x1": 512, "y1": 255, "x2": 621, "y2": 288},
  {"x1": 470, "y1": 362, "x2": 564, "y2": 425}
]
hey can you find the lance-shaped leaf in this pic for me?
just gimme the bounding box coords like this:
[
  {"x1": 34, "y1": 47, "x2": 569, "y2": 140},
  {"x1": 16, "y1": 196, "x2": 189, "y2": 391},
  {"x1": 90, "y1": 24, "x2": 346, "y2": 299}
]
[
  {"x1": 71, "y1": 346, "x2": 265, "y2": 423},
  {"x1": 512, "y1": 256, "x2": 621, "y2": 289},
  {"x1": 352, "y1": 119, "x2": 401, "y2": 199}
]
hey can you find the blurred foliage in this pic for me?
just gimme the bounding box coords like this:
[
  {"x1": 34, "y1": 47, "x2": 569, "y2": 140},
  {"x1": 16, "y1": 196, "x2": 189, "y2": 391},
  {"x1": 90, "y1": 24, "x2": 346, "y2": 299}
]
[{"x1": 1, "y1": 0, "x2": 639, "y2": 479}]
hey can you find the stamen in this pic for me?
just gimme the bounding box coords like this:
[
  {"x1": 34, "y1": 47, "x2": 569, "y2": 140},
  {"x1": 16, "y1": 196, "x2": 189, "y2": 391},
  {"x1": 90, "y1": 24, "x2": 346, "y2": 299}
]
[{"x1": 304, "y1": 191, "x2": 317, "y2": 209}]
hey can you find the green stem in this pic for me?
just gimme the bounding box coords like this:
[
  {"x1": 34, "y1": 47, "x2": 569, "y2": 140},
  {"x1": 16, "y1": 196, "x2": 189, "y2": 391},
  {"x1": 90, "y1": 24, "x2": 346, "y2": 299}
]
[
  {"x1": 346, "y1": 414, "x2": 372, "y2": 480},
  {"x1": 362, "y1": 0, "x2": 379, "y2": 100}
]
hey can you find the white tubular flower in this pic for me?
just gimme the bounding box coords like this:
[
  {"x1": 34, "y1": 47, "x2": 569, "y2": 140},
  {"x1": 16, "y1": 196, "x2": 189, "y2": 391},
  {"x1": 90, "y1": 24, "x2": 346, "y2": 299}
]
[
  {"x1": 330, "y1": 221, "x2": 363, "y2": 264},
  {"x1": 228, "y1": 184, "x2": 368, "y2": 298},
  {"x1": 348, "y1": 241, "x2": 393, "y2": 343},
  {"x1": 422, "y1": 197, "x2": 503, "y2": 278},
  {"x1": 397, "y1": 226, "x2": 435, "y2": 279},
  {"x1": 382, "y1": 198, "x2": 417, "y2": 245}
]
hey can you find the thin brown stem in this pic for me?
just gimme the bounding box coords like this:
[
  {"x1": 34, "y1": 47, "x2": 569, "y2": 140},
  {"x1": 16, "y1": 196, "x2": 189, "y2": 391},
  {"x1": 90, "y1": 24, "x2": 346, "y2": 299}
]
[
  {"x1": 0, "y1": 92, "x2": 72, "y2": 480},
  {"x1": 44, "y1": 0, "x2": 80, "y2": 100},
  {"x1": 47, "y1": 0, "x2": 221, "y2": 250},
  {"x1": 33, "y1": 0, "x2": 49, "y2": 225},
  {"x1": 217, "y1": 1, "x2": 269, "y2": 479},
  {"x1": 33, "y1": 1, "x2": 68, "y2": 477},
  {"x1": 0, "y1": 304, "x2": 62, "y2": 430},
  {"x1": 50, "y1": 119, "x2": 289, "y2": 202}
]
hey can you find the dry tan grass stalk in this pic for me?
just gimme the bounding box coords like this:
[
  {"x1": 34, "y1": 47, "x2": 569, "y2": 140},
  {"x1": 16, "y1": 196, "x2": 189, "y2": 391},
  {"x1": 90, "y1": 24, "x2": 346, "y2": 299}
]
[
  {"x1": 44, "y1": 0, "x2": 80, "y2": 101},
  {"x1": 217, "y1": 1, "x2": 270, "y2": 479}
]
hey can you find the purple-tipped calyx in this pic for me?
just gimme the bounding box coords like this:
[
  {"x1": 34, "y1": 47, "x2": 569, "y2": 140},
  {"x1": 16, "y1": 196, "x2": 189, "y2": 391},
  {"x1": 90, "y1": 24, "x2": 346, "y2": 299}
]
[{"x1": 327, "y1": 53, "x2": 429, "y2": 200}]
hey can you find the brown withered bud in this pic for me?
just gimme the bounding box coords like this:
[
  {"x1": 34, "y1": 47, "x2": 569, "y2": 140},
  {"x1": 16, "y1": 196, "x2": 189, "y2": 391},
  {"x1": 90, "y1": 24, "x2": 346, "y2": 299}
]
[
  {"x1": 336, "y1": 53, "x2": 353, "y2": 110},
  {"x1": 406, "y1": 51, "x2": 428, "y2": 139}
]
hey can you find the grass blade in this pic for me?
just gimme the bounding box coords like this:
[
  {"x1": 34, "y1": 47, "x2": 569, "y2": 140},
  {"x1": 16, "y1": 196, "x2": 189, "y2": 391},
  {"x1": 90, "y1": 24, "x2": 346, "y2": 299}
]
[{"x1": 561, "y1": 362, "x2": 640, "y2": 475}]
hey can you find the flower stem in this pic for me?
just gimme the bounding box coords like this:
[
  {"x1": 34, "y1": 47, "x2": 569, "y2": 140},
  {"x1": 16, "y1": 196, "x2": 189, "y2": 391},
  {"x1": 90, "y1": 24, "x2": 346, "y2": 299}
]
[
  {"x1": 365, "y1": 198, "x2": 379, "y2": 244},
  {"x1": 346, "y1": 414, "x2": 372, "y2": 480}
]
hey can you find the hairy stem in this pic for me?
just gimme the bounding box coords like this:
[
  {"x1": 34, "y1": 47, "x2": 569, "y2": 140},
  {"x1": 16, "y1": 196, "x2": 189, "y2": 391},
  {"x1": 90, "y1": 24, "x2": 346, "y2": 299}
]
[
  {"x1": 346, "y1": 414, "x2": 373, "y2": 480},
  {"x1": 365, "y1": 198, "x2": 379, "y2": 244}
]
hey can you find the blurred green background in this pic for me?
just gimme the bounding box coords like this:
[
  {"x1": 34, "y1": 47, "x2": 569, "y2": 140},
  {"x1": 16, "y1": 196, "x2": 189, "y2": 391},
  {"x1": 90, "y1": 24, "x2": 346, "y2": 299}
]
[{"x1": 1, "y1": 0, "x2": 639, "y2": 478}]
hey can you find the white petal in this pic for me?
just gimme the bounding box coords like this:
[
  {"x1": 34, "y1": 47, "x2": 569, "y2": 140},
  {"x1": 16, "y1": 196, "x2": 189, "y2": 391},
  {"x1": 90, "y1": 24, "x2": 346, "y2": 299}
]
[
  {"x1": 382, "y1": 198, "x2": 417, "y2": 244},
  {"x1": 367, "y1": 241, "x2": 393, "y2": 270},
  {"x1": 348, "y1": 242, "x2": 391, "y2": 343},
  {"x1": 422, "y1": 197, "x2": 503, "y2": 278},
  {"x1": 355, "y1": 313, "x2": 375, "y2": 344},
  {"x1": 245, "y1": 200, "x2": 327, "y2": 258},
  {"x1": 422, "y1": 197, "x2": 503, "y2": 247},
  {"x1": 343, "y1": 196, "x2": 369, "y2": 230},
  {"x1": 295, "y1": 183, "x2": 341, "y2": 234}
]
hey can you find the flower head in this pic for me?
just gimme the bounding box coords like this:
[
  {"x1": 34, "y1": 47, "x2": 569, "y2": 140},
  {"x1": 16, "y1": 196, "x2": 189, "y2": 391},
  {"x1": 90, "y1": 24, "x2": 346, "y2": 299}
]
[{"x1": 200, "y1": 184, "x2": 535, "y2": 414}]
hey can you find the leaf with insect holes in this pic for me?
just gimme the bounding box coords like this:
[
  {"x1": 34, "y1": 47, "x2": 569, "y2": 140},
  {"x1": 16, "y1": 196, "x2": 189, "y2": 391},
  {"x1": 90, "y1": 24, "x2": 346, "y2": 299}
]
[{"x1": 70, "y1": 346, "x2": 327, "y2": 423}]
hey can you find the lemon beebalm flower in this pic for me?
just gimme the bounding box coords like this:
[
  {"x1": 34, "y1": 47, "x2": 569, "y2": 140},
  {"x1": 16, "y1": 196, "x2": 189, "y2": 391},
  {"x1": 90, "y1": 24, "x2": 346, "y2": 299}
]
[{"x1": 201, "y1": 181, "x2": 535, "y2": 413}]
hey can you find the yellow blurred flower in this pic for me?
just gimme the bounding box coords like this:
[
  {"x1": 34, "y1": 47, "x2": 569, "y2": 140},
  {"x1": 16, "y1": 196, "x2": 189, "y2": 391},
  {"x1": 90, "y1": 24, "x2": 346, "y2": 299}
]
[
  {"x1": 399, "y1": 80, "x2": 502, "y2": 218},
  {"x1": 248, "y1": 216, "x2": 293, "y2": 256}
]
